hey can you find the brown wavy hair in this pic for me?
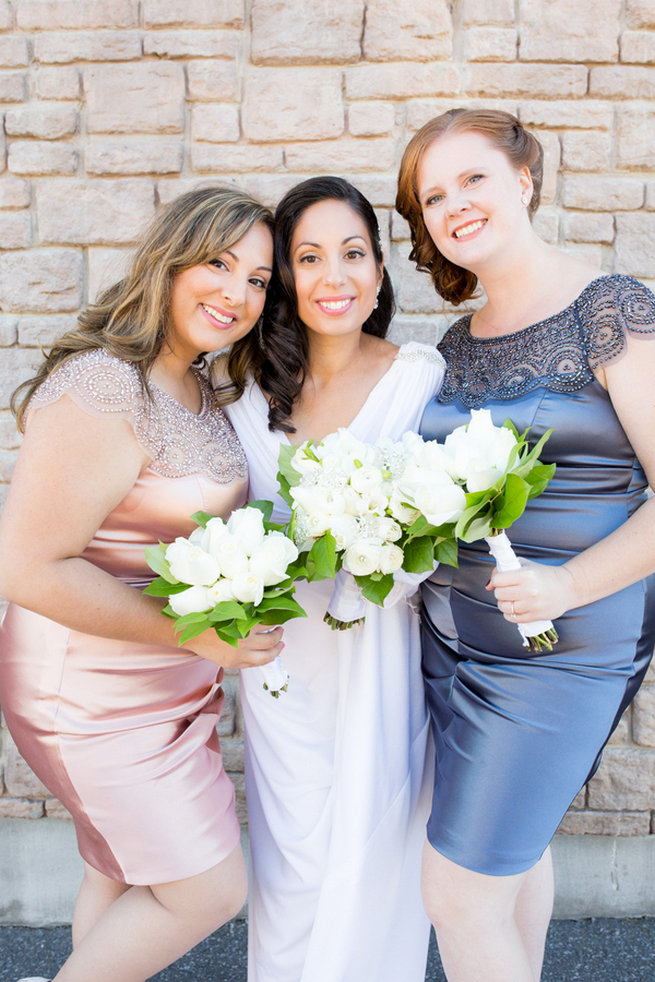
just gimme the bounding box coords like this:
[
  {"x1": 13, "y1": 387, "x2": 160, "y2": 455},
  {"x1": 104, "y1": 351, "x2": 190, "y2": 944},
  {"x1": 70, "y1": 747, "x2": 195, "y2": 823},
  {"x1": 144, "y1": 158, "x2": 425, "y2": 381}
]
[
  {"x1": 12, "y1": 185, "x2": 274, "y2": 430},
  {"x1": 396, "y1": 109, "x2": 544, "y2": 306},
  {"x1": 236, "y1": 176, "x2": 395, "y2": 434}
]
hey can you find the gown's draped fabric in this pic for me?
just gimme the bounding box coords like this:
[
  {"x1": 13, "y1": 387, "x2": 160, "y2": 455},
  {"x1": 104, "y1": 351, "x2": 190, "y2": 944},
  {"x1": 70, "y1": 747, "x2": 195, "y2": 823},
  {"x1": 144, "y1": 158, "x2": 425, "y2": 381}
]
[
  {"x1": 420, "y1": 275, "x2": 655, "y2": 876},
  {"x1": 0, "y1": 350, "x2": 247, "y2": 884},
  {"x1": 224, "y1": 342, "x2": 445, "y2": 982}
]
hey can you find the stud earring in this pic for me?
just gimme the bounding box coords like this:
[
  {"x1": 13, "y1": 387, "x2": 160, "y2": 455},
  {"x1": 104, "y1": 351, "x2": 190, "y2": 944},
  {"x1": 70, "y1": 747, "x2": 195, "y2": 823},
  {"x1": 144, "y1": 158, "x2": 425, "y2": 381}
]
[{"x1": 522, "y1": 193, "x2": 530, "y2": 206}]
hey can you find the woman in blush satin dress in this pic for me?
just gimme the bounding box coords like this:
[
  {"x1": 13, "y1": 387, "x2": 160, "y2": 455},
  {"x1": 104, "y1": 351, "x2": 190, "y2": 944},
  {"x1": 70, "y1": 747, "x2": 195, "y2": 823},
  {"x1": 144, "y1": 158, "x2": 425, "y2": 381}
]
[
  {"x1": 222, "y1": 176, "x2": 445, "y2": 982},
  {"x1": 0, "y1": 187, "x2": 284, "y2": 982},
  {"x1": 395, "y1": 108, "x2": 655, "y2": 982}
]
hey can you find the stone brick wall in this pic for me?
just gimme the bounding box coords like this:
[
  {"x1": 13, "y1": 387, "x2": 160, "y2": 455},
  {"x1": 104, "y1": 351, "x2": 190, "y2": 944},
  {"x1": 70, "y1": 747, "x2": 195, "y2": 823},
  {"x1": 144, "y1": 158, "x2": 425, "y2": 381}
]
[{"x1": 0, "y1": 1, "x2": 654, "y2": 838}]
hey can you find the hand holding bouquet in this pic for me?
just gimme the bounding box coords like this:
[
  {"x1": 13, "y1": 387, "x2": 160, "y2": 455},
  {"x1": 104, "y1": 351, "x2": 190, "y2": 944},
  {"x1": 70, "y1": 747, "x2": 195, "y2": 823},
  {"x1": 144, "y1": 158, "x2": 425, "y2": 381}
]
[{"x1": 144, "y1": 502, "x2": 306, "y2": 696}]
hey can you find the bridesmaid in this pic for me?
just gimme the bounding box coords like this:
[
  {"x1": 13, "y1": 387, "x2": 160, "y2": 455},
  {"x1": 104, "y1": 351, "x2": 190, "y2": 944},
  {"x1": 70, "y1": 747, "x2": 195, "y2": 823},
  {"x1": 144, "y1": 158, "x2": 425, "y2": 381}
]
[
  {"x1": 222, "y1": 176, "x2": 444, "y2": 982},
  {"x1": 0, "y1": 186, "x2": 283, "y2": 982},
  {"x1": 396, "y1": 108, "x2": 655, "y2": 981}
]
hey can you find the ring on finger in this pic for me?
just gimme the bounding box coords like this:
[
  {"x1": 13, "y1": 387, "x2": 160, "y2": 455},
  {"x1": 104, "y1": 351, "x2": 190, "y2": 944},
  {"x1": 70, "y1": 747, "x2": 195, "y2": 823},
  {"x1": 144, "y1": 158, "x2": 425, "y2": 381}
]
[{"x1": 510, "y1": 601, "x2": 517, "y2": 620}]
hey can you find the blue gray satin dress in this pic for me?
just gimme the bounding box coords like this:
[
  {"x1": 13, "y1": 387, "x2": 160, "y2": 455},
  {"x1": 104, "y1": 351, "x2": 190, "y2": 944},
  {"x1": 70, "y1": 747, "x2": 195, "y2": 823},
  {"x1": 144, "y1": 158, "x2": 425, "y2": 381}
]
[{"x1": 420, "y1": 274, "x2": 655, "y2": 875}]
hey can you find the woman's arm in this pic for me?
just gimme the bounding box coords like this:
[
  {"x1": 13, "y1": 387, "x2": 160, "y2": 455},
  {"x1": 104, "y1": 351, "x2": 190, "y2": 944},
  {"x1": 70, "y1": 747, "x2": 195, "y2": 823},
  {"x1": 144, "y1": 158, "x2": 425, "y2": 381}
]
[
  {"x1": 0, "y1": 395, "x2": 283, "y2": 667},
  {"x1": 488, "y1": 332, "x2": 655, "y2": 623}
]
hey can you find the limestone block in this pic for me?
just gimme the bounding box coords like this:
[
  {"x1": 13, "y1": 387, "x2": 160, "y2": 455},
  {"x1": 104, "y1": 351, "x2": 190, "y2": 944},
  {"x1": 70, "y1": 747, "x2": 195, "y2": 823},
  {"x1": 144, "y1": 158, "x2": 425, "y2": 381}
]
[
  {"x1": 35, "y1": 66, "x2": 81, "y2": 100},
  {"x1": 86, "y1": 141, "x2": 184, "y2": 176},
  {"x1": 561, "y1": 131, "x2": 612, "y2": 172},
  {"x1": 590, "y1": 66, "x2": 655, "y2": 98},
  {"x1": 391, "y1": 212, "x2": 411, "y2": 242},
  {"x1": 4, "y1": 736, "x2": 49, "y2": 797},
  {"x1": 364, "y1": 0, "x2": 452, "y2": 62},
  {"x1": 346, "y1": 62, "x2": 460, "y2": 100},
  {"x1": 8, "y1": 141, "x2": 78, "y2": 176},
  {"x1": 563, "y1": 212, "x2": 614, "y2": 244},
  {"x1": 621, "y1": 29, "x2": 655, "y2": 63},
  {"x1": 85, "y1": 63, "x2": 185, "y2": 134},
  {"x1": 238, "y1": 173, "x2": 302, "y2": 209},
  {"x1": 143, "y1": 30, "x2": 239, "y2": 59},
  {"x1": 243, "y1": 68, "x2": 343, "y2": 143},
  {"x1": 519, "y1": 100, "x2": 613, "y2": 130},
  {"x1": 386, "y1": 314, "x2": 444, "y2": 347},
  {"x1": 647, "y1": 181, "x2": 655, "y2": 210},
  {"x1": 216, "y1": 674, "x2": 238, "y2": 737},
  {"x1": 229, "y1": 771, "x2": 247, "y2": 824},
  {"x1": 467, "y1": 64, "x2": 588, "y2": 98},
  {"x1": 87, "y1": 248, "x2": 130, "y2": 301},
  {"x1": 615, "y1": 213, "x2": 655, "y2": 279},
  {"x1": 633, "y1": 686, "x2": 655, "y2": 747},
  {"x1": 191, "y1": 104, "x2": 240, "y2": 143},
  {"x1": 155, "y1": 177, "x2": 219, "y2": 206},
  {"x1": 608, "y1": 711, "x2": 631, "y2": 745},
  {"x1": 5, "y1": 107, "x2": 79, "y2": 140},
  {"x1": 0, "y1": 176, "x2": 30, "y2": 207},
  {"x1": 186, "y1": 60, "x2": 239, "y2": 102},
  {"x1": 557, "y1": 810, "x2": 650, "y2": 836},
  {"x1": 537, "y1": 130, "x2": 560, "y2": 205},
  {"x1": 562, "y1": 175, "x2": 644, "y2": 211},
  {"x1": 626, "y1": 0, "x2": 655, "y2": 29},
  {"x1": 251, "y1": 0, "x2": 363, "y2": 65},
  {"x1": 391, "y1": 243, "x2": 441, "y2": 314},
  {"x1": 0, "y1": 71, "x2": 27, "y2": 102},
  {"x1": 0, "y1": 1, "x2": 11, "y2": 29},
  {"x1": 562, "y1": 242, "x2": 604, "y2": 266},
  {"x1": 617, "y1": 110, "x2": 655, "y2": 169},
  {"x1": 0, "y1": 316, "x2": 18, "y2": 346},
  {"x1": 532, "y1": 207, "x2": 559, "y2": 243},
  {"x1": 17, "y1": 314, "x2": 78, "y2": 348},
  {"x1": 463, "y1": 27, "x2": 517, "y2": 61},
  {"x1": 588, "y1": 747, "x2": 655, "y2": 809},
  {"x1": 219, "y1": 736, "x2": 244, "y2": 773},
  {"x1": 45, "y1": 798, "x2": 73, "y2": 819},
  {"x1": 569, "y1": 787, "x2": 587, "y2": 809},
  {"x1": 0, "y1": 448, "x2": 16, "y2": 481},
  {"x1": 143, "y1": 0, "x2": 244, "y2": 27},
  {"x1": 0, "y1": 797, "x2": 45, "y2": 819},
  {"x1": 34, "y1": 31, "x2": 142, "y2": 64},
  {"x1": 348, "y1": 102, "x2": 395, "y2": 138},
  {"x1": 460, "y1": 0, "x2": 515, "y2": 25},
  {"x1": 0, "y1": 211, "x2": 31, "y2": 248},
  {"x1": 519, "y1": 0, "x2": 620, "y2": 62},
  {"x1": 0, "y1": 409, "x2": 22, "y2": 448},
  {"x1": 191, "y1": 144, "x2": 283, "y2": 173},
  {"x1": 0, "y1": 249, "x2": 82, "y2": 315},
  {"x1": 284, "y1": 137, "x2": 394, "y2": 174},
  {"x1": 340, "y1": 174, "x2": 397, "y2": 207},
  {"x1": 36, "y1": 179, "x2": 155, "y2": 245},
  {"x1": 17, "y1": 0, "x2": 139, "y2": 29},
  {"x1": 0, "y1": 36, "x2": 29, "y2": 68}
]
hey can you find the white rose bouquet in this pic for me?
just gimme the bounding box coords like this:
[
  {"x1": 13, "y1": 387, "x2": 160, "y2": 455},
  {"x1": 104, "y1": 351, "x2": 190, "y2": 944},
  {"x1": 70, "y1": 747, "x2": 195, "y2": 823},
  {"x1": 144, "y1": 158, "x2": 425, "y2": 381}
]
[
  {"x1": 441, "y1": 409, "x2": 559, "y2": 652},
  {"x1": 144, "y1": 502, "x2": 306, "y2": 696}
]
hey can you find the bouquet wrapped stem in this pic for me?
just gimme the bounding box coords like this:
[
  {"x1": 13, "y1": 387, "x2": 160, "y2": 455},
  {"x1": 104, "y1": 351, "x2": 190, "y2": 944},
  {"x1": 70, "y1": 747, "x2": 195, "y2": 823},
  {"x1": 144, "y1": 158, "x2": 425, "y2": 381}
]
[{"x1": 485, "y1": 530, "x2": 559, "y2": 652}]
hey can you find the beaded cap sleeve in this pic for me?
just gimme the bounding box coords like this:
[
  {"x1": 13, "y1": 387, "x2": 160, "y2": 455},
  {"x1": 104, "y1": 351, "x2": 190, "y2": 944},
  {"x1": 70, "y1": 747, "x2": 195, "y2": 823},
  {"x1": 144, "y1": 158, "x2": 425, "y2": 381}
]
[
  {"x1": 28, "y1": 349, "x2": 247, "y2": 484},
  {"x1": 437, "y1": 274, "x2": 655, "y2": 408}
]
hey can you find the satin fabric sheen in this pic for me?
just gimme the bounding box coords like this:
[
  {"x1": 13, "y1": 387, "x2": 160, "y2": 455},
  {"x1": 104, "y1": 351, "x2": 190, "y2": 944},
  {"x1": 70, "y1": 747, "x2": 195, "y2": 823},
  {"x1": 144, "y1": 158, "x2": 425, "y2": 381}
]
[
  {"x1": 420, "y1": 313, "x2": 655, "y2": 875},
  {"x1": 224, "y1": 342, "x2": 444, "y2": 982},
  {"x1": 0, "y1": 387, "x2": 246, "y2": 884}
]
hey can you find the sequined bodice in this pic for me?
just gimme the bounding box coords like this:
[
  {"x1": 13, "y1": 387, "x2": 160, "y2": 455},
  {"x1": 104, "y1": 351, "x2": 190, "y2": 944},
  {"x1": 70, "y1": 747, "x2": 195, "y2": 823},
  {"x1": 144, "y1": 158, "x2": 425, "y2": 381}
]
[
  {"x1": 28, "y1": 349, "x2": 249, "y2": 584},
  {"x1": 437, "y1": 275, "x2": 655, "y2": 408}
]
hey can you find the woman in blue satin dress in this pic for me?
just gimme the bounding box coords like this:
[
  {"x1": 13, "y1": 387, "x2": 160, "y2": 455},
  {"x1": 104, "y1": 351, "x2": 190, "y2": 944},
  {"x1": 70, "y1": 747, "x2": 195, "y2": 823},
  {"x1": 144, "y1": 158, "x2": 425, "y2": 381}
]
[{"x1": 396, "y1": 108, "x2": 655, "y2": 982}]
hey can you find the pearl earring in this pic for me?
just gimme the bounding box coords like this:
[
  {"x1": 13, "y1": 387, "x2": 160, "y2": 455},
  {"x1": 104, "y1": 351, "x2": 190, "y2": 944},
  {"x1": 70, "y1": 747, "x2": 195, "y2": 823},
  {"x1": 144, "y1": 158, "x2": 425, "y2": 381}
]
[{"x1": 522, "y1": 193, "x2": 530, "y2": 206}]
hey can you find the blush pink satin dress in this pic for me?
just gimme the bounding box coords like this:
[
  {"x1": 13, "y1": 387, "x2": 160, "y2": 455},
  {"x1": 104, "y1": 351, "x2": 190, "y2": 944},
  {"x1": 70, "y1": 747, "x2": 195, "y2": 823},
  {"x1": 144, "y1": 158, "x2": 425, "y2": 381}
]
[{"x1": 0, "y1": 349, "x2": 247, "y2": 885}]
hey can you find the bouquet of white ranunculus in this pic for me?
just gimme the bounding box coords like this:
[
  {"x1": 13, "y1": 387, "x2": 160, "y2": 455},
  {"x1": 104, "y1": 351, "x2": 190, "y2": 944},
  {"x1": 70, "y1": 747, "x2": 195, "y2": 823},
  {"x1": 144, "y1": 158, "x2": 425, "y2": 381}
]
[
  {"x1": 441, "y1": 408, "x2": 558, "y2": 652},
  {"x1": 144, "y1": 502, "x2": 306, "y2": 696},
  {"x1": 277, "y1": 429, "x2": 461, "y2": 629}
]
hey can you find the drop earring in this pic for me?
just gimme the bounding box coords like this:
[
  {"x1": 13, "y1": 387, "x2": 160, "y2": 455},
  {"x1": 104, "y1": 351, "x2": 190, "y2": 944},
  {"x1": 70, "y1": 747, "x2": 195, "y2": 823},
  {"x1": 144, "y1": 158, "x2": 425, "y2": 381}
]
[{"x1": 373, "y1": 286, "x2": 381, "y2": 310}]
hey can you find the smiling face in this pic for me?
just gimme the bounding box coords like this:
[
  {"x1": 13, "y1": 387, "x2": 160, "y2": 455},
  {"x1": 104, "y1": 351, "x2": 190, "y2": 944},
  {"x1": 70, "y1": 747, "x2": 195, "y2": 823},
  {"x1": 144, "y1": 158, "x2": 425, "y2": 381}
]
[
  {"x1": 290, "y1": 199, "x2": 382, "y2": 340},
  {"x1": 167, "y1": 221, "x2": 273, "y2": 364},
  {"x1": 417, "y1": 129, "x2": 533, "y2": 275}
]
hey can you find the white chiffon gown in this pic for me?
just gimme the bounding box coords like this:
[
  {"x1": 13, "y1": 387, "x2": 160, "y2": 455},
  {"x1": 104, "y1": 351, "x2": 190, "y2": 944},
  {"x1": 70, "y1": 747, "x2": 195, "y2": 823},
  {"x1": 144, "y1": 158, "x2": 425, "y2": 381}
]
[{"x1": 224, "y1": 342, "x2": 445, "y2": 982}]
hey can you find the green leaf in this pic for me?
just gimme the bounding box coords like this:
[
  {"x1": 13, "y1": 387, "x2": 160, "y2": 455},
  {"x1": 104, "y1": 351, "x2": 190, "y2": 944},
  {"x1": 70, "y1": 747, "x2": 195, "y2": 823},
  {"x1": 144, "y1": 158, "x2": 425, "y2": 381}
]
[
  {"x1": 458, "y1": 514, "x2": 494, "y2": 543},
  {"x1": 524, "y1": 462, "x2": 556, "y2": 499},
  {"x1": 257, "y1": 595, "x2": 303, "y2": 613},
  {"x1": 144, "y1": 543, "x2": 179, "y2": 584},
  {"x1": 248, "y1": 499, "x2": 274, "y2": 523},
  {"x1": 354, "y1": 572, "x2": 394, "y2": 606},
  {"x1": 454, "y1": 499, "x2": 492, "y2": 538},
  {"x1": 490, "y1": 472, "x2": 529, "y2": 528},
  {"x1": 402, "y1": 535, "x2": 436, "y2": 574},
  {"x1": 213, "y1": 622, "x2": 243, "y2": 647},
  {"x1": 435, "y1": 537, "x2": 458, "y2": 567},
  {"x1": 277, "y1": 443, "x2": 303, "y2": 492},
  {"x1": 207, "y1": 601, "x2": 249, "y2": 623},
  {"x1": 305, "y1": 532, "x2": 338, "y2": 581},
  {"x1": 142, "y1": 577, "x2": 189, "y2": 597},
  {"x1": 190, "y1": 510, "x2": 214, "y2": 528}
]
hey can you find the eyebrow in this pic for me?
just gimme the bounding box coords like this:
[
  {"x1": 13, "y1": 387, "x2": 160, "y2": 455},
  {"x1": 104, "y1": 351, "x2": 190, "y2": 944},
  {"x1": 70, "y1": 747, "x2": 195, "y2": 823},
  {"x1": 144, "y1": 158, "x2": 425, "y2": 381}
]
[
  {"x1": 293, "y1": 234, "x2": 368, "y2": 252},
  {"x1": 223, "y1": 248, "x2": 272, "y2": 273}
]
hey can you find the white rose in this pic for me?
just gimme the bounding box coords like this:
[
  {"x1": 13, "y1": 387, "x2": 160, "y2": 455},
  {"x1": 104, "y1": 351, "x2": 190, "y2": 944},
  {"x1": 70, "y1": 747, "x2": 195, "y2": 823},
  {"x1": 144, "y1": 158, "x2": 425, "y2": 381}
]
[
  {"x1": 343, "y1": 539, "x2": 384, "y2": 576},
  {"x1": 388, "y1": 489, "x2": 421, "y2": 525},
  {"x1": 412, "y1": 476, "x2": 466, "y2": 526},
  {"x1": 378, "y1": 543, "x2": 404, "y2": 574},
  {"x1": 215, "y1": 536, "x2": 250, "y2": 579},
  {"x1": 349, "y1": 465, "x2": 384, "y2": 495},
  {"x1": 226, "y1": 507, "x2": 266, "y2": 555},
  {"x1": 231, "y1": 571, "x2": 265, "y2": 606},
  {"x1": 443, "y1": 409, "x2": 517, "y2": 491},
  {"x1": 169, "y1": 584, "x2": 212, "y2": 617},
  {"x1": 377, "y1": 516, "x2": 402, "y2": 542},
  {"x1": 165, "y1": 538, "x2": 221, "y2": 586},
  {"x1": 206, "y1": 578, "x2": 236, "y2": 605},
  {"x1": 329, "y1": 513, "x2": 359, "y2": 550},
  {"x1": 292, "y1": 445, "x2": 322, "y2": 478},
  {"x1": 199, "y1": 516, "x2": 231, "y2": 557},
  {"x1": 248, "y1": 531, "x2": 298, "y2": 586}
]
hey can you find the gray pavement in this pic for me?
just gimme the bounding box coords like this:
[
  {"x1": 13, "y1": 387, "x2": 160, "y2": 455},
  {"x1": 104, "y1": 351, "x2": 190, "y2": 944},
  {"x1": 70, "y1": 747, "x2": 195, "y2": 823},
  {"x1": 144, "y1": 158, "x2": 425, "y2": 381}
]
[{"x1": 2, "y1": 918, "x2": 655, "y2": 981}]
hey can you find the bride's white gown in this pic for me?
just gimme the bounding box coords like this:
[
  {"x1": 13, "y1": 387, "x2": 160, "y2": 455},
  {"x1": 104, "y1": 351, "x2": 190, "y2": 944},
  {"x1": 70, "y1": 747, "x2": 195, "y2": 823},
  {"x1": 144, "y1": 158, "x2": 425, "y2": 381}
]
[{"x1": 225, "y1": 342, "x2": 445, "y2": 982}]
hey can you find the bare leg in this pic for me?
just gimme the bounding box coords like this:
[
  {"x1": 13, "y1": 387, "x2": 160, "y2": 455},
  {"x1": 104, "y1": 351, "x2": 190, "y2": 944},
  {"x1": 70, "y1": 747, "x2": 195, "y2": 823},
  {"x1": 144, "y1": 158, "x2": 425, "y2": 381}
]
[
  {"x1": 514, "y1": 847, "x2": 554, "y2": 980},
  {"x1": 72, "y1": 861, "x2": 131, "y2": 947},
  {"x1": 52, "y1": 845, "x2": 247, "y2": 982},
  {"x1": 422, "y1": 840, "x2": 551, "y2": 982}
]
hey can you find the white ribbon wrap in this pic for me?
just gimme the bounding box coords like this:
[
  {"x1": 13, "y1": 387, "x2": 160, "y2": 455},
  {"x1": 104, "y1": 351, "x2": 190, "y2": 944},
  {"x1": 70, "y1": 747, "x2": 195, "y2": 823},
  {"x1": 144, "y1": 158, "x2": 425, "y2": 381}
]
[{"x1": 484, "y1": 531, "x2": 555, "y2": 647}]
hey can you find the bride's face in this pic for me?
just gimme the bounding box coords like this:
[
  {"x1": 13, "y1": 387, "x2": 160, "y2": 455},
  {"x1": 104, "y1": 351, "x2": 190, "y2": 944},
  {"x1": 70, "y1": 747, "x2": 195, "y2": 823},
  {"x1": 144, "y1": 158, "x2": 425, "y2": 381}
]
[{"x1": 290, "y1": 199, "x2": 382, "y2": 340}]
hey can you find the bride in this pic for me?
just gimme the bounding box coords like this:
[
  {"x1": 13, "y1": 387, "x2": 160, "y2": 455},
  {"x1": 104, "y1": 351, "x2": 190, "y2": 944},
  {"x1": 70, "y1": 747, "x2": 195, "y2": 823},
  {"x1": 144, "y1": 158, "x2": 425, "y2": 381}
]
[{"x1": 221, "y1": 176, "x2": 445, "y2": 982}]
